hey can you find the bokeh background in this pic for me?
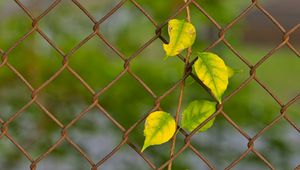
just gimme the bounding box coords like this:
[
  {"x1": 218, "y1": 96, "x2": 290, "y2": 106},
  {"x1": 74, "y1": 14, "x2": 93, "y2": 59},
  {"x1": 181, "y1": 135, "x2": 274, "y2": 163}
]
[{"x1": 0, "y1": 0, "x2": 299, "y2": 169}]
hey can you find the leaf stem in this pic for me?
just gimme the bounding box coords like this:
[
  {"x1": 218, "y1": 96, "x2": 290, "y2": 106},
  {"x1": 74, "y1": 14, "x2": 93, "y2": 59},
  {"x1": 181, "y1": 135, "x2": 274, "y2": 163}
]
[{"x1": 168, "y1": 1, "x2": 192, "y2": 169}]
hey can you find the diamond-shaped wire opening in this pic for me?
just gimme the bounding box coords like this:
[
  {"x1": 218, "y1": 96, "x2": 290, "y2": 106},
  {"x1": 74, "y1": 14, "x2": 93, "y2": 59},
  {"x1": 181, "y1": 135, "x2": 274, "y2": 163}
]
[
  {"x1": 7, "y1": 31, "x2": 62, "y2": 88},
  {"x1": 256, "y1": 46, "x2": 300, "y2": 103},
  {"x1": 0, "y1": 0, "x2": 32, "y2": 50},
  {"x1": 225, "y1": 8, "x2": 284, "y2": 64},
  {"x1": 254, "y1": 118, "x2": 300, "y2": 169},
  {"x1": 68, "y1": 36, "x2": 124, "y2": 91},
  {"x1": 36, "y1": 69, "x2": 93, "y2": 125},
  {"x1": 6, "y1": 103, "x2": 61, "y2": 158},
  {"x1": 100, "y1": 1, "x2": 157, "y2": 57},
  {"x1": 189, "y1": 115, "x2": 249, "y2": 169},
  {"x1": 37, "y1": 0, "x2": 94, "y2": 52},
  {"x1": 156, "y1": 86, "x2": 183, "y2": 113},
  {"x1": 98, "y1": 73, "x2": 155, "y2": 129},
  {"x1": 67, "y1": 108, "x2": 123, "y2": 161},
  {"x1": 129, "y1": 40, "x2": 184, "y2": 96},
  {"x1": 223, "y1": 81, "x2": 281, "y2": 136}
]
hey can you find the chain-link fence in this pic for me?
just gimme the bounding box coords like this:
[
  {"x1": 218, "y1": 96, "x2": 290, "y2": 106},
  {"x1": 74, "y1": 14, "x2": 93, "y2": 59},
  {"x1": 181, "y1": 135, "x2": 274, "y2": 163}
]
[{"x1": 0, "y1": 0, "x2": 299, "y2": 170}]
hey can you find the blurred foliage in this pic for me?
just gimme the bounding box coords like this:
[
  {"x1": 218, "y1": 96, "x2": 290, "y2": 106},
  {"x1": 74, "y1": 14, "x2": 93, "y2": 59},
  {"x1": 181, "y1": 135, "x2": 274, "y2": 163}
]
[{"x1": 0, "y1": 0, "x2": 299, "y2": 170}]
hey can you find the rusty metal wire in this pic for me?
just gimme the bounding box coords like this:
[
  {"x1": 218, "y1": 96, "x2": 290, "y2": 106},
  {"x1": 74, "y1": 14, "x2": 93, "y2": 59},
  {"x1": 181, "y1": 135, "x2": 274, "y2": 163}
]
[{"x1": 0, "y1": 0, "x2": 299, "y2": 169}]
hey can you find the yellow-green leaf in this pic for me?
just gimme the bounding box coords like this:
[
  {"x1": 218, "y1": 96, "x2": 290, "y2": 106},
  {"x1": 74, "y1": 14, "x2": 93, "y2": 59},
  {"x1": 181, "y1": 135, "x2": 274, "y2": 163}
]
[
  {"x1": 163, "y1": 19, "x2": 196, "y2": 57},
  {"x1": 181, "y1": 100, "x2": 217, "y2": 132},
  {"x1": 142, "y1": 111, "x2": 176, "y2": 152},
  {"x1": 194, "y1": 52, "x2": 229, "y2": 103}
]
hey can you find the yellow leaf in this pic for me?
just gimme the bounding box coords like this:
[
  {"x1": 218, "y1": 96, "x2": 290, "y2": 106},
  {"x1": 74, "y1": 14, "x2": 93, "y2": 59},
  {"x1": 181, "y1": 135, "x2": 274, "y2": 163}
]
[
  {"x1": 194, "y1": 52, "x2": 229, "y2": 103},
  {"x1": 142, "y1": 111, "x2": 176, "y2": 152},
  {"x1": 163, "y1": 19, "x2": 196, "y2": 57}
]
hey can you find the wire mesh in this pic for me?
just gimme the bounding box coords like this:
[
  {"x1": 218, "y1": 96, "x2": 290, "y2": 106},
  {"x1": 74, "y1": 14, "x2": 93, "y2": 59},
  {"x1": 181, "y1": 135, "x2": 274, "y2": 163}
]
[{"x1": 0, "y1": 0, "x2": 299, "y2": 170}]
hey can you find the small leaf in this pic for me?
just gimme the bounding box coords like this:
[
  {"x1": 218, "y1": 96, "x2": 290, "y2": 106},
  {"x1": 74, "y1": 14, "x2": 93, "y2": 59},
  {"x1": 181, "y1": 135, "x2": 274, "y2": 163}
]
[
  {"x1": 142, "y1": 111, "x2": 176, "y2": 152},
  {"x1": 181, "y1": 100, "x2": 217, "y2": 132},
  {"x1": 194, "y1": 52, "x2": 229, "y2": 103},
  {"x1": 163, "y1": 19, "x2": 196, "y2": 57},
  {"x1": 226, "y1": 65, "x2": 234, "y2": 78}
]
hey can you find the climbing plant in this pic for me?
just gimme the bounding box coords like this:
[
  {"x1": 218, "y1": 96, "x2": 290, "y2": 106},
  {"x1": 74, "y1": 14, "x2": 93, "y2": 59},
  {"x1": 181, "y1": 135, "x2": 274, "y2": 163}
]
[{"x1": 141, "y1": 19, "x2": 235, "y2": 151}]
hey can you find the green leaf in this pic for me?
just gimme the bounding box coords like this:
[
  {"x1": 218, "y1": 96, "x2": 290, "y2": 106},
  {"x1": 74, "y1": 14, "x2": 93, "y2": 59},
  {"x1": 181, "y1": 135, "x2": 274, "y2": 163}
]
[
  {"x1": 181, "y1": 100, "x2": 217, "y2": 132},
  {"x1": 163, "y1": 19, "x2": 196, "y2": 57},
  {"x1": 142, "y1": 111, "x2": 176, "y2": 152},
  {"x1": 194, "y1": 52, "x2": 229, "y2": 103}
]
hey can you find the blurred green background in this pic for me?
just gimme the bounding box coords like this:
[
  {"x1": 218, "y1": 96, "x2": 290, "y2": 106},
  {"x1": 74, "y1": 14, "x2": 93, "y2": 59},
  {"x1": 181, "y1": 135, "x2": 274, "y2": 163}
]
[{"x1": 0, "y1": 0, "x2": 299, "y2": 170}]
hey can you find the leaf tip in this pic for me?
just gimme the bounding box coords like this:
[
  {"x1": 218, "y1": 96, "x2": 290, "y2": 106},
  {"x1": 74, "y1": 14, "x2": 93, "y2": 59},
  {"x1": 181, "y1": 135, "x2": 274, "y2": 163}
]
[
  {"x1": 226, "y1": 65, "x2": 235, "y2": 78},
  {"x1": 141, "y1": 142, "x2": 149, "y2": 152},
  {"x1": 163, "y1": 55, "x2": 169, "y2": 60},
  {"x1": 217, "y1": 97, "x2": 222, "y2": 104}
]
